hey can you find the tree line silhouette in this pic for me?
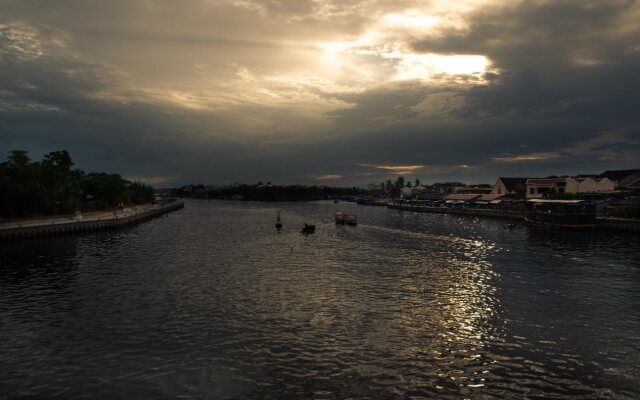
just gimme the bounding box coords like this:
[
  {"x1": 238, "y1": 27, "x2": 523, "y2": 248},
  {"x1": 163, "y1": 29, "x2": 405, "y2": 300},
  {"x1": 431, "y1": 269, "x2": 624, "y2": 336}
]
[{"x1": 0, "y1": 150, "x2": 154, "y2": 218}]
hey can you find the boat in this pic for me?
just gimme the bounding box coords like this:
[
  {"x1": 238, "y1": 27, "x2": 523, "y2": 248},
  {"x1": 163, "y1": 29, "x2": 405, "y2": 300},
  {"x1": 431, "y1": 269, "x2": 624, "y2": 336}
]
[
  {"x1": 356, "y1": 196, "x2": 375, "y2": 205},
  {"x1": 275, "y1": 210, "x2": 283, "y2": 229},
  {"x1": 525, "y1": 199, "x2": 596, "y2": 229},
  {"x1": 301, "y1": 224, "x2": 315, "y2": 234},
  {"x1": 373, "y1": 199, "x2": 391, "y2": 206},
  {"x1": 335, "y1": 211, "x2": 357, "y2": 226}
]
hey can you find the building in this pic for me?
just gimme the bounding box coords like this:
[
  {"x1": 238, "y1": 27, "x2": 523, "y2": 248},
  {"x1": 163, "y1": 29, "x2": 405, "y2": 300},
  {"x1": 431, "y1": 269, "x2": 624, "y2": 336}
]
[
  {"x1": 599, "y1": 169, "x2": 640, "y2": 189},
  {"x1": 527, "y1": 176, "x2": 616, "y2": 198},
  {"x1": 430, "y1": 182, "x2": 465, "y2": 194},
  {"x1": 412, "y1": 184, "x2": 428, "y2": 192},
  {"x1": 526, "y1": 178, "x2": 567, "y2": 198},
  {"x1": 565, "y1": 177, "x2": 615, "y2": 193},
  {"x1": 443, "y1": 193, "x2": 482, "y2": 203},
  {"x1": 474, "y1": 193, "x2": 506, "y2": 205},
  {"x1": 491, "y1": 178, "x2": 531, "y2": 196},
  {"x1": 454, "y1": 186, "x2": 492, "y2": 194}
]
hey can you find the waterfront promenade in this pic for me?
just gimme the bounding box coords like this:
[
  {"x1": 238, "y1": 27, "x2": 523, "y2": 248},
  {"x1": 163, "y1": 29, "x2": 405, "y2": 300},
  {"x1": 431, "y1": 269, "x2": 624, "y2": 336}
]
[{"x1": 0, "y1": 201, "x2": 184, "y2": 239}]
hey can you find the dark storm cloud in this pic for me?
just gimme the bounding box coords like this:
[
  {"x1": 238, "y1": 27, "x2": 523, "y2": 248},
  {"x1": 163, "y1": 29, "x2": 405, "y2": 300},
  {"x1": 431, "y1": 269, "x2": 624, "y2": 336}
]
[
  {"x1": 326, "y1": 0, "x2": 640, "y2": 181},
  {"x1": 1, "y1": 0, "x2": 638, "y2": 186},
  {"x1": 412, "y1": 0, "x2": 640, "y2": 123},
  {"x1": 0, "y1": 32, "x2": 257, "y2": 183}
]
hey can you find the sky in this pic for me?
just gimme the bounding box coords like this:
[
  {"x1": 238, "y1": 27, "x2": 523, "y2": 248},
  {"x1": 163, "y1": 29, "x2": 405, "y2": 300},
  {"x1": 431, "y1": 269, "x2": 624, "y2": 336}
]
[{"x1": 1, "y1": 0, "x2": 639, "y2": 187}]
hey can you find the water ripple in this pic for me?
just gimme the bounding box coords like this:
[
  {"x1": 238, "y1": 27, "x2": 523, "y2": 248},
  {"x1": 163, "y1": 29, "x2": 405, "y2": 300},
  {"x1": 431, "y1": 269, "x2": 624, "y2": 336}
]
[{"x1": 1, "y1": 199, "x2": 639, "y2": 399}]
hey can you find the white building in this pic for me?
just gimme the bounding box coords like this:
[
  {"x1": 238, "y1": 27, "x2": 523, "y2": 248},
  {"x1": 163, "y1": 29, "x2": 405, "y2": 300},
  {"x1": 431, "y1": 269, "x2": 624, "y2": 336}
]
[
  {"x1": 401, "y1": 187, "x2": 413, "y2": 197},
  {"x1": 526, "y1": 178, "x2": 567, "y2": 198},
  {"x1": 565, "y1": 177, "x2": 615, "y2": 194},
  {"x1": 527, "y1": 177, "x2": 615, "y2": 198}
]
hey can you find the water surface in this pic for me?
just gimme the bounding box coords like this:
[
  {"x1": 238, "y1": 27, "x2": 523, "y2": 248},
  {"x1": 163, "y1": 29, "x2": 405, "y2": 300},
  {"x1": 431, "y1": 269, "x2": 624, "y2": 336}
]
[{"x1": 1, "y1": 199, "x2": 639, "y2": 399}]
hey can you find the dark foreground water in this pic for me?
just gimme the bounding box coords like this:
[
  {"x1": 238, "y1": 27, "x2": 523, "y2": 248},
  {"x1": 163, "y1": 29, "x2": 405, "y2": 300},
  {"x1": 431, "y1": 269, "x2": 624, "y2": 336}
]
[{"x1": 1, "y1": 199, "x2": 640, "y2": 399}]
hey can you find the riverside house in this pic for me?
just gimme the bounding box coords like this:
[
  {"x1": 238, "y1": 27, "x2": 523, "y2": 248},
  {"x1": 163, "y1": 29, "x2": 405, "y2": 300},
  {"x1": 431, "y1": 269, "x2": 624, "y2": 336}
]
[
  {"x1": 526, "y1": 178, "x2": 567, "y2": 198},
  {"x1": 565, "y1": 177, "x2": 615, "y2": 193},
  {"x1": 526, "y1": 176, "x2": 616, "y2": 198},
  {"x1": 491, "y1": 177, "x2": 531, "y2": 196}
]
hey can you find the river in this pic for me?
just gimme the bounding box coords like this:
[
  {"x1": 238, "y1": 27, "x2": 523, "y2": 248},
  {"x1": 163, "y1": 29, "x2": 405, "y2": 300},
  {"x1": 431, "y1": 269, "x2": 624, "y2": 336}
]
[{"x1": 1, "y1": 199, "x2": 639, "y2": 399}]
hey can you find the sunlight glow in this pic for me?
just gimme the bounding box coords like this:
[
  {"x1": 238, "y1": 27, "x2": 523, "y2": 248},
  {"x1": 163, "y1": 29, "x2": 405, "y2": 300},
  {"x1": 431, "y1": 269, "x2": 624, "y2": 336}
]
[
  {"x1": 394, "y1": 54, "x2": 489, "y2": 80},
  {"x1": 319, "y1": 35, "x2": 490, "y2": 83},
  {"x1": 316, "y1": 8, "x2": 491, "y2": 86},
  {"x1": 356, "y1": 163, "x2": 425, "y2": 172},
  {"x1": 383, "y1": 11, "x2": 441, "y2": 30}
]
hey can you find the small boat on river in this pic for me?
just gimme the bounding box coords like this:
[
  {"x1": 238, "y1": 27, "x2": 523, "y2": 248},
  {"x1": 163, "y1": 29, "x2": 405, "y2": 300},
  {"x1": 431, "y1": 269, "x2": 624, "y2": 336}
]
[
  {"x1": 525, "y1": 199, "x2": 596, "y2": 229},
  {"x1": 335, "y1": 211, "x2": 357, "y2": 226},
  {"x1": 301, "y1": 224, "x2": 316, "y2": 234}
]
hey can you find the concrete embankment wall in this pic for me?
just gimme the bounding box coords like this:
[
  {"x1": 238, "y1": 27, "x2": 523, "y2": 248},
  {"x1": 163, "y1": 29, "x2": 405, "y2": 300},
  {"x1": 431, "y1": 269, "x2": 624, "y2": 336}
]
[
  {"x1": 388, "y1": 204, "x2": 640, "y2": 233},
  {"x1": 388, "y1": 204, "x2": 524, "y2": 221},
  {"x1": 0, "y1": 201, "x2": 184, "y2": 240},
  {"x1": 596, "y1": 217, "x2": 640, "y2": 233}
]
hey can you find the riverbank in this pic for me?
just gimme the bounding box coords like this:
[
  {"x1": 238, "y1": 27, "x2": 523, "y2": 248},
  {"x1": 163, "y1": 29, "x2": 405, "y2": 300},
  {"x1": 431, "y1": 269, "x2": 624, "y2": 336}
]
[
  {"x1": 386, "y1": 203, "x2": 640, "y2": 232},
  {"x1": 0, "y1": 201, "x2": 184, "y2": 239},
  {"x1": 387, "y1": 203, "x2": 524, "y2": 220}
]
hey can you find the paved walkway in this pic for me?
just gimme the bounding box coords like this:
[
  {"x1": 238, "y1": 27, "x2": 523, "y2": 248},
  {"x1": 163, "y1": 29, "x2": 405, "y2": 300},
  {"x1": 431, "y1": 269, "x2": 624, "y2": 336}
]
[{"x1": 0, "y1": 204, "x2": 160, "y2": 231}]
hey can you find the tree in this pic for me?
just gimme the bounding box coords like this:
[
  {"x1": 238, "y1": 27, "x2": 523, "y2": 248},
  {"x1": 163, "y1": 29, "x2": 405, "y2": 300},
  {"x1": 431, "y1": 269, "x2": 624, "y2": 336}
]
[
  {"x1": 82, "y1": 173, "x2": 128, "y2": 208},
  {"x1": 0, "y1": 150, "x2": 47, "y2": 217},
  {"x1": 41, "y1": 150, "x2": 82, "y2": 213},
  {"x1": 7, "y1": 150, "x2": 31, "y2": 167},
  {"x1": 385, "y1": 179, "x2": 393, "y2": 195},
  {"x1": 128, "y1": 181, "x2": 154, "y2": 204},
  {"x1": 0, "y1": 149, "x2": 156, "y2": 218},
  {"x1": 393, "y1": 176, "x2": 405, "y2": 196},
  {"x1": 415, "y1": 178, "x2": 420, "y2": 187}
]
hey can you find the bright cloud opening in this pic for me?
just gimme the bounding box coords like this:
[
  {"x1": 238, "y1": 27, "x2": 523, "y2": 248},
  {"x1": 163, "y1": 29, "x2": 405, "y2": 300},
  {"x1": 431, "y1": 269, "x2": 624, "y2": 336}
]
[
  {"x1": 382, "y1": 11, "x2": 441, "y2": 31},
  {"x1": 317, "y1": 10, "x2": 491, "y2": 87},
  {"x1": 394, "y1": 54, "x2": 489, "y2": 80}
]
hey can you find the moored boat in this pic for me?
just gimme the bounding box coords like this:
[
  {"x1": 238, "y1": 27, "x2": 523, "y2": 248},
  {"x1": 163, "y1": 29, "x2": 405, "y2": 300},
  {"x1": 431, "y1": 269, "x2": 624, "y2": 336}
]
[
  {"x1": 525, "y1": 199, "x2": 596, "y2": 229},
  {"x1": 373, "y1": 199, "x2": 391, "y2": 206},
  {"x1": 335, "y1": 211, "x2": 357, "y2": 226}
]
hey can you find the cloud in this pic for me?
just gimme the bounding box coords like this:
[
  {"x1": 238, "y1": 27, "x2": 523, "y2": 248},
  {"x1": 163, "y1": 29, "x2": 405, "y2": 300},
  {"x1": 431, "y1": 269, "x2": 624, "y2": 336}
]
[
  {"x1": 492, "y1": 131, "x2": 640, "y2": 164},
  {"x1": 313, "y1": 174, "x2": 343, "y2": 181},
  {"x1": 0, "y1": 0, "x2": 638, "y2": 186},
  {"x1": 356, "y1": 163, "x2": 424, "y2": 173}
]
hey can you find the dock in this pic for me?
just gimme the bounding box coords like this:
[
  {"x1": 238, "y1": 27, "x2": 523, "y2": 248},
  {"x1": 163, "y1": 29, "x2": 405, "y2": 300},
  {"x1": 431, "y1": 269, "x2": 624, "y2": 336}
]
[{"x1": 0, "y1": 201, "x2": 184, "y2": 240}]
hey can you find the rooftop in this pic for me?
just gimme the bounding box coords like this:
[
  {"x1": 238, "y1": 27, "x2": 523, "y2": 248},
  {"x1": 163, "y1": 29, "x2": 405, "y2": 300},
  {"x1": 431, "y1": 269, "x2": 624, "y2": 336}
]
[{"x1": 527, "y1": 199, "x2": 585, "y2": 204}]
